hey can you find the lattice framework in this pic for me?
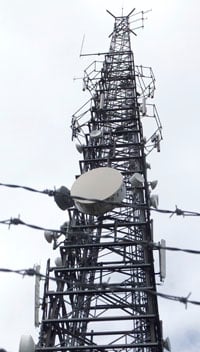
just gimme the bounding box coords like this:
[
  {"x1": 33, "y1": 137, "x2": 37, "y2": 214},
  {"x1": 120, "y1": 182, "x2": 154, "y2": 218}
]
[{"x1": 36, "y1": 11, "x2": 163, "y2": 352}]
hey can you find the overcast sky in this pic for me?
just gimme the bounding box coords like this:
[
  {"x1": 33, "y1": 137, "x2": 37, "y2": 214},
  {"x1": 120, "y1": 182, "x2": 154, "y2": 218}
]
[{"x1": 0, "y1": 1, "x2": 200, "y2": 351}]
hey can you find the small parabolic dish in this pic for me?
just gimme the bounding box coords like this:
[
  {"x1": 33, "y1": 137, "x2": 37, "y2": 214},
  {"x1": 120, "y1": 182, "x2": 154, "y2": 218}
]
[
  {"x1": 129, "y1": 173, "x2": 144, "y2": 188},
  {"x1": 71, "y1": 167, "x2": 126, "y2": 215}
]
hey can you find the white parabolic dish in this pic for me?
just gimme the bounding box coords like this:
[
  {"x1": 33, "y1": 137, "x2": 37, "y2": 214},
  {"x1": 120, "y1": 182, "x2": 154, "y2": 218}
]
[{"x1": 71, "y1": 167, "x2": 126, "y2": 215}]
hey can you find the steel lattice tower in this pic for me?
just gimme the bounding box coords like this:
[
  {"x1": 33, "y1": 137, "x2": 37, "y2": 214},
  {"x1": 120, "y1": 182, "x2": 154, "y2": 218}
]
[{"x1": 36, "y1": 9, "x2": 164, "y2": 352}]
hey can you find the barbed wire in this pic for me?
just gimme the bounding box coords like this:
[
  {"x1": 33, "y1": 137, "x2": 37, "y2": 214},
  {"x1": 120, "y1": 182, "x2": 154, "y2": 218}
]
[
  {"x1": 152, "y1": 205, "x2": 200, "y2": 218},
  {"x1": 1, "y1": 184, "x2": 200, "y2": 313},
  {"x1": 0, "y1": 182, "x2": 54, "y2": 196},
  {"x1": 152, "y1": 243, "x2": 200, "y2": 255},
  {"x1": 1, "y1": 216, "x2": 200, "y2": 256},
  {"x1": 71, "y1": 194, "x2": 200, "y2": 217},
  {"x1": 0, "y1": 181, "x2": 200, "y2": 217},
  {"x1": 0, "y1": 267, "x2": 62, "y2": 284},
  {"x1": 0, "y1": 266, "x2": 199, "y2": 309},
  {"x1": 0, "y1": 217, "x2": 62, "y2": 234},
  {"x1": 147, "y1": 290, "x2": 198, "y2": 309}
]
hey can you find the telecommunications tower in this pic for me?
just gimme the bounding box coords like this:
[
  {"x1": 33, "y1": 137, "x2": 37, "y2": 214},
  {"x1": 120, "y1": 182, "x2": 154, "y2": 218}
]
[{"x1": 20, "y1": 8, "x2": 168, "y2": 352}]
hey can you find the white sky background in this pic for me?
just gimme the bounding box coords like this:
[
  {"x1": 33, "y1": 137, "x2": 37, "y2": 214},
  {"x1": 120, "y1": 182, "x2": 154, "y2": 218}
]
[{"x1": 0, "y1": 0, "x2": 200, "y2": 351}]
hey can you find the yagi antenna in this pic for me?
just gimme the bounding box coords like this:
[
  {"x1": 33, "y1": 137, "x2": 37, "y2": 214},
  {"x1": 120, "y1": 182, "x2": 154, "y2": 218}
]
[{"x1": 129, "y1": 9, "x2": 152, "y2": 32}]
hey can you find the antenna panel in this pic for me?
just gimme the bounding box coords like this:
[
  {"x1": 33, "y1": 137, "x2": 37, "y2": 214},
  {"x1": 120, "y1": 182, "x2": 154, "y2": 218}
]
[
  {"x1": 159, "y1": 239, "x2": 166, "y2": 282},
  {"x1": 19, "y1": 335, "x2": 35, "y2": 352},
  {"x1": 34, "y1": 265, "x2": 40, "y2": 327}
]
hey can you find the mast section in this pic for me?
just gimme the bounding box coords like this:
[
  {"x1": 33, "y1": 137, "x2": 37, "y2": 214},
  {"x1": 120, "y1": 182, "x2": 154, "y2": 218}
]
[{"x1": 36, "y1": 10, "x2": 163, "y2": 352}]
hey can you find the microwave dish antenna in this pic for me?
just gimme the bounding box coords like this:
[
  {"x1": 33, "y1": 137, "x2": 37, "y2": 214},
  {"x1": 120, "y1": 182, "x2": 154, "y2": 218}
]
[{"x1": 71, "y1": 167, "x2": 126, "y2": 215}]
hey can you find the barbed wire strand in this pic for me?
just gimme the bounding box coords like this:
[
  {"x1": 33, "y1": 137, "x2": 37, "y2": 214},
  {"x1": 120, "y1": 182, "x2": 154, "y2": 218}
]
[
  {"x1": 0, "y1": 182, "x2": 54, "y2": 196},
  {"x1": 152, "y1": 243, "x2": 200, "y2": 255},
  {"x1": 0, "y1": 181, "x2": 200, "y2": 217},
  {"x1": 0, "y1": 267, "x2": 199, "y2": 308},
  {"x1": 1, "y1": 217, "x2": 200, "y2": 256},
  {"x1": 0, "y1": 186, "x2": 200, "y2": 309},
  {"x1": 71, "y1": 195, "x2": 200, "y2": 217},
  {"x1": 0, "y1": 217, "x2": 62, "y2": 234}
]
